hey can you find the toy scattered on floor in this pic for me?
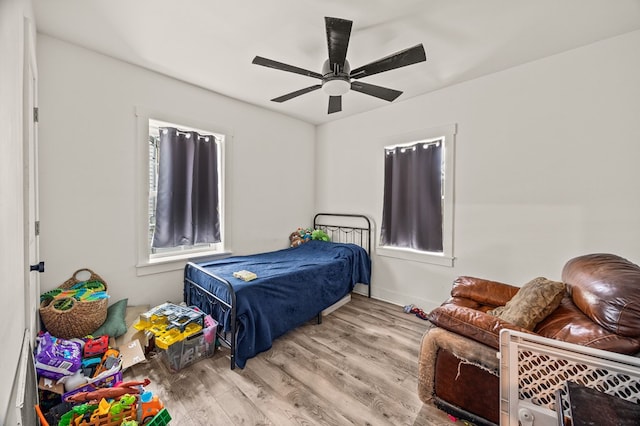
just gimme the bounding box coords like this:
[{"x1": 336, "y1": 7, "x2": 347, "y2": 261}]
[
  {"x1": 92, "y1": 348, "x2": 121, "y2": 378},
  {"x1": 403, "y1": 304, "x2": 429, "y2": 320},
  {"x1": 143, "y1": 408, "x2": 172, "y2": 426},
  {"x1": 135, "y1": 303, "x2": 204, "y2": 333},
  {"x1": 36, "y1": 379, "x2": 167, "y2": 426},
  {"x1": 66, "y1": 379, "x2": 151, "y2": 403},
  {"x1": 84, "y1": 336, "x2": 110, "y2": 358},
  {"x1": 134, "y1": 303, "x2": 206, "y2": 350}
]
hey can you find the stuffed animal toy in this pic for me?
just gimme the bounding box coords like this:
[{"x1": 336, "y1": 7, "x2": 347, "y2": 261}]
[
  {"x1": 311, "y1": 229, "x2": 330, "y2": 241},
  {"x1": 289, "y1": 231, "x2": 304, "y2": 247},
  {"x1": 300, "y1": 227, "x2": 313, "y2": 241},
  {"x1": 289, "y1": 227, "x2": 331, "y2": 247}
]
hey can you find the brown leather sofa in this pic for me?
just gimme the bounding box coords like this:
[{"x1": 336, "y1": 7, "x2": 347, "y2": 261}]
[{"x1": 418, "y1": 253, "x2": 640, "y2": 426}]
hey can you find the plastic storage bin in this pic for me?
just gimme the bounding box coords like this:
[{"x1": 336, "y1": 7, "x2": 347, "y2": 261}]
[{"x1": 159, "y1": 316, "x2": 217, "y2": 372}]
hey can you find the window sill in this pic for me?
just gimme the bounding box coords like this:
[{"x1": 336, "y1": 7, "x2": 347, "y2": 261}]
[
  {"x1": 136, "y1": 250, "x2": 232, "y2": 276},
  {"x1": 376, "y1": 246, "x2": 454, "y2": 267}
]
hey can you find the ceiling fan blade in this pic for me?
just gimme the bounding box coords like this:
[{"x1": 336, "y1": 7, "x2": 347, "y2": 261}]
[
  {"x1": 325, "y1": 17, "x2": 352, "y2": 72},
  {"x1": 350, "y1": 81, "x2": 403, "y2": 102},
  {"x1": 252, "y1": 56, "x2": 323, "y2": 80},
  {"x1": 350, "y1": 44, "x2": 426, "y2": 79},
  {"x1": 271, "y1": 85, "x2": 322, "y2": 103},
  {"x1": 328, "y1": 96, "x2": 342, "y2": 114}
]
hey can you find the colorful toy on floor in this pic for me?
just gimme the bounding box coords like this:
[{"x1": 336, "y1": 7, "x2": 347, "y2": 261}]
[
  {"x1": 65, "y1": 379, "x2": 151, "y2": 403},
  {"x1": 92, "y1": 348, "x2": 121, "y2": 378},
  {"x1": 403, "y1": 304, "x2": 429, "y2": 320},
  {"x1": 60, "y1": 402, "x2": 99, "y2": 426},
  {"x1": 144, "y1": 408, "x2": 172, "y2": 426},
  {"x1": 84, "y1": 336, "x2": 110, "y2": 358},
  {"x1": 46, "y1": 379, "x2": 166, "y2": 426},
  {"x1": 133, "y1": 303, "x2": 205, "y2": 350}
]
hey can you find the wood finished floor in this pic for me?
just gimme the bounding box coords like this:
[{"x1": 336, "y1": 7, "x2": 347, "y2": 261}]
[{"x1": 124, "y1": 294, "x2": 455, "y2": 425}]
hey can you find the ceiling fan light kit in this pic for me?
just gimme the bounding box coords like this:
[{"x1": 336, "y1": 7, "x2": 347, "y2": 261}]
[
  {"x1": 252, "y1": 16, "x2": 427, "y2": 114},
  {"x1": 323, "y1": 79, "x2": 350, "y2": 96}
]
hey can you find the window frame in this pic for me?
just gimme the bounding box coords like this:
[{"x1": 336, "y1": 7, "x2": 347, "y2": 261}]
[
  {"x1": 376, "y1": 123, "x2": 456, "y2": 267},
  {"x1": 135, "y1": 107, "x2": 231, "y2": 276}
]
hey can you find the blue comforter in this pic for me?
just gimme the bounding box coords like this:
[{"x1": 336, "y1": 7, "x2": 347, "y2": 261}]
[{"x1": 184, "y1": 241, "x2": 371, "y2": 368}]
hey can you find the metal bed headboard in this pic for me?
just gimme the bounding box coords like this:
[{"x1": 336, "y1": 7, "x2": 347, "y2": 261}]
[
  {"x1": 313, "y1": 212, "x2": 371, "y2": 254},
  {"x1": 313, "y1": 213, "x2": 372, "y2": 297}
]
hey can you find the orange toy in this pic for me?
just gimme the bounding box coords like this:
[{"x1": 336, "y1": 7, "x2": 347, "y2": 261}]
[{"x1": 65, "y1": 379, "x2": 151, "y2": 403}]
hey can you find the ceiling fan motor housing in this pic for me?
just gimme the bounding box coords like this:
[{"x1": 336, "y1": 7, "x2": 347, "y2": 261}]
[{"x1": 322, "y1": 59, "x2": 351, "y2": 95}]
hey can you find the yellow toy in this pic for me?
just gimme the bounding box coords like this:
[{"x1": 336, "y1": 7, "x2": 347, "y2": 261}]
[{"x1": 134, "y1": 303, "x2": 204, "y2": 349}]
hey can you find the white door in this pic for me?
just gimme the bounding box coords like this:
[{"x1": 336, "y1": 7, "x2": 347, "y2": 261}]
[
  {"x1": 23, "y1": 19, "x2": 40, "y2": 345},
  {"x1": 8, "y1": 17, "x2": 41, "y2": 426}
]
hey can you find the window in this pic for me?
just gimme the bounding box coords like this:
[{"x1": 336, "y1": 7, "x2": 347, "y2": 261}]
[
  {"x1": 136, "y1": 108, "x2": 228, "y2": 274},
  {"x1": 377, "y1": 124, "x2": 456, "y2": 266}
]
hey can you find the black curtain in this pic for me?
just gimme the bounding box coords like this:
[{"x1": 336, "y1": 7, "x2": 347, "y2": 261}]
[
  {"x1": 152, "y1": 127, "x2": 220, "y2": 248},
  {"x1": 380, "y1": 140, "x2": 443, "y2": 252}
]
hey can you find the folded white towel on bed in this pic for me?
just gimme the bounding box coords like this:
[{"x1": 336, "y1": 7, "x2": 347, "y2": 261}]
[{"x1": 233, "y1": 270, "x2": 258, "y2": 282}]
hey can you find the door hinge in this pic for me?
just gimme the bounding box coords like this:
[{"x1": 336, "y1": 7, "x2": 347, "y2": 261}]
[
  {"x1": 35, "y1": 221, "x2": 40, "y2": 236},
  {"x1": 33, "y1": 107, "x2": 39, "y2": 123}
]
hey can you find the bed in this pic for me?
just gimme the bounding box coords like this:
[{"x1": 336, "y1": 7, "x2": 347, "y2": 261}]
[{"x1": 183, "y1": 213, "x2": 372, "y2": 369}]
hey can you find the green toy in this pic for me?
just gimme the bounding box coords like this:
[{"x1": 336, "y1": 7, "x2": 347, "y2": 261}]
[
  {"x1": 145, "y1": 408, "x2": 172, "y2": 426},
  {"x1": 58, "y1": 403, "x2": 98, "y2": 426},
  {"x1": 311, "y1": 229, "x2": 330, "y2": 241}
]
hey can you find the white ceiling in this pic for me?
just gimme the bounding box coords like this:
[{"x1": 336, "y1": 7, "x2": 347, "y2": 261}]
[{"x1": 33, "y1": 0, "x2": 640, "y2": 125}]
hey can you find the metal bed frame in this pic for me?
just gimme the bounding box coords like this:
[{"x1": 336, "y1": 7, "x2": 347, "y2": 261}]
[{"x1": 183, "y1": 213, "x2": 373, "y2": 369}]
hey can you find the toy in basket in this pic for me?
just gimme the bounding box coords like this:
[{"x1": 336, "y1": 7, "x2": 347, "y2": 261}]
[{"x1": 39, "y1": 268, "x2": 110, "y2": 339}]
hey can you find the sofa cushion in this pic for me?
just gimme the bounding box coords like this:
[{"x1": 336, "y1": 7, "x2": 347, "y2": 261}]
[
  {"x1": 451, "y1": 276, "x2": 520, "y2": 307},
  {"x1": 563, "y1": 253, "x2": 640, "y2": 337},
  {"x1": 535, "y1": 296, "x2": 640, "y2": 354},
  {"x1": 488, "y1": 277, "x2": 565, "y2": 330},
  {"x1": 428, "y1": 304, "x2": 532, "y2": 349}
]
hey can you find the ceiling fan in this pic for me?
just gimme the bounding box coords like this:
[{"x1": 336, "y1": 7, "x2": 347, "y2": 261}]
[{"x1": 252, "y1": 17, "x2": 427, "y2": 114}]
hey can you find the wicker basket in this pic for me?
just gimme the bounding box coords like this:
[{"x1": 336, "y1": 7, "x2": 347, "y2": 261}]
[{"x1": 39, "y1": 268, "x2": 109, "y2": 339}]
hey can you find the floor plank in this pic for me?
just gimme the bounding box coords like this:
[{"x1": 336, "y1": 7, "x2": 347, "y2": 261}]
[{"x1": 125, "y1": 294, "x2": 456, "y2": 425}]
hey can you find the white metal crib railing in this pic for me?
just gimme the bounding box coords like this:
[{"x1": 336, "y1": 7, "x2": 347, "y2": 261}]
[{"x1": 499, "y1": 330, "x2": 640, "y2": 426}]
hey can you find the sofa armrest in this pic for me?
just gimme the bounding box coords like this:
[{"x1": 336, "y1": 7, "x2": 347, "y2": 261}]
[
  {"x1": 451, "y1": 276, "x2": 520, "y2": 307},
  {"x1": 428, "y1": 304, "x2": 532, "y2": 349}
]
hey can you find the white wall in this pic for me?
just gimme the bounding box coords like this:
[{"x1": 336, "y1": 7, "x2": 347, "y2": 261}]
[
  {"x1": 34, "y1": 28, "x2": 640, "y2": 318},
  {"x1": 316, "y1": 30, "x2": 640, "y2": 310},
  {"x1": 37, "y1": 35, "x2": 316, "y2": 307},
  {"x1": 0, "y1": 0, "x2": 35, "y2": 421}
]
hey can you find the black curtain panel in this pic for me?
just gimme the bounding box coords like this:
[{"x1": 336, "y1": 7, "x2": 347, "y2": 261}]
[
  {"x1": 152, "y1": 127, "x2": 220, "y2": 249},
  {"x1": 380, "y1": 140, "x2": 443, "y2": 252}
]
